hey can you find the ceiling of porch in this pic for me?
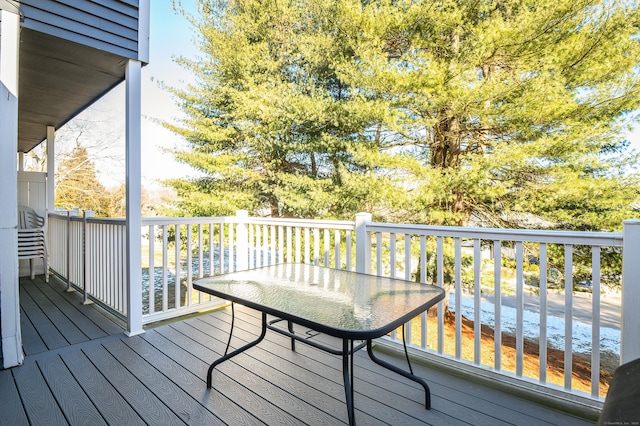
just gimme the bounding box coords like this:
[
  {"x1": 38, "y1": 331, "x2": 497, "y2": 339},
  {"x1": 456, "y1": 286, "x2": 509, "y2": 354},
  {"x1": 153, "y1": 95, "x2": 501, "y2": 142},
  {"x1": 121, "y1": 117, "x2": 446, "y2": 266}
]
[{"x1": 18, "y1": 28, "x2": 128, "y2": 153}]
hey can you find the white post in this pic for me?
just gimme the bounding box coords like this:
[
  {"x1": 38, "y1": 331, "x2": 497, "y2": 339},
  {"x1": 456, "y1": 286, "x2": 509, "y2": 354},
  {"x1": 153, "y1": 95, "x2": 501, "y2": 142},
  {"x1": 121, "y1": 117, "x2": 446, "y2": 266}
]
[
  {"x1": 82, "y1": 210, "x2": 94, "y2": 305},
  {"x1": 17, "y1": 152, "x2": 23, "y2": 171},
  {"x1": 0, "y1": 9, "x2": 23, "y2": 368},
  {"x1": 46, "y1": 126, "x2": 55, "y2": 213},
  {"x1": 125, "y1": 59, "x2": 144, "y2": 336},
  {"x1": 621, "y1": 219, "x2": 640, "y2": 364},
  {"x1": 235, "y1": 210, "x2": 249, "y2": 271},
  {"x1": 355, "y1": 212, "x2": 372, "y2": 274}
]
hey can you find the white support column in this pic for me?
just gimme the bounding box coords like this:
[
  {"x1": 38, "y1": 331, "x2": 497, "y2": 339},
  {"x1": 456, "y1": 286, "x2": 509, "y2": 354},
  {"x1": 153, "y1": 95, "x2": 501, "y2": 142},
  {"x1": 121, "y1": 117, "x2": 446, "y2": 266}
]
[
  {"x1": 355, "y1": 212, "x2": 372, "y2": 274},
  {"x1": 235, "y1": 210, "x2": 249, "y2": 271},
  {"x1": 0, "y1": 9, "x2": 23, "y2": 368},
  {"x1": 621, "y1": 219, "x2": 640, "y2": 364},
  {"x1": 125, "y1": 59, "x2": 144, "y2": 336},
  {"x1": 46, "y1": 126, "x2": 55, "y2": 213}
]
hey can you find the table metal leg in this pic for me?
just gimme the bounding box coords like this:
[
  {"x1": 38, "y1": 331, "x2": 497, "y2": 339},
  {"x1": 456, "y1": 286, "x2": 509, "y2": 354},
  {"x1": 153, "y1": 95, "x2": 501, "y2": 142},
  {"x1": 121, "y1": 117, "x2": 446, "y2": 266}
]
[
  {"x1": 287, "y1": 320, "x2": 295, "y2": 351},
  {"x1": 342, "y1": 339, "x2": 356, "y2": 425},
  {"x1": 206, "y1": 312, "x2": 267, "y2": 388},
  {"x1": 366, "y1": 340, "x2": 431, "y2": 409}
]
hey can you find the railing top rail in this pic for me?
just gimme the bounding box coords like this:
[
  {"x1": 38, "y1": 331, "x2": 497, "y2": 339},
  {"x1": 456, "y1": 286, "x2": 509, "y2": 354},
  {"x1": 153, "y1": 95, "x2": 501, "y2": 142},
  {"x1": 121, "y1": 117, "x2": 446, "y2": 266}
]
[
  {"x1": 243, "y1": 216, "x2": 355, "y2": 229},
  {"x1": 140, "y1": 215, "x2": 355, "y2": 230},
  {"x1": 367, "y1": 222, "x2": 623, "y2": 246},
  {"x1": 48, "y1": 212, "x2": 76, "y2": 219},
  {"x1": 49, "y1": 213, "x2": 126, "y2": 226},
  {"x1": 141, "y1": 216, "x2": 229, "y2": 226}
]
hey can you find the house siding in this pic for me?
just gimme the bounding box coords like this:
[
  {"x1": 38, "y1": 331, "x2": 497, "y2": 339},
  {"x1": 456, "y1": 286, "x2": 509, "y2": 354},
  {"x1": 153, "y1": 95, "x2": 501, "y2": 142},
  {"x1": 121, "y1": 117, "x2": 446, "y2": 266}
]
[{"x1": 18, "y1": 0, "x2": 140, "y2": 60}]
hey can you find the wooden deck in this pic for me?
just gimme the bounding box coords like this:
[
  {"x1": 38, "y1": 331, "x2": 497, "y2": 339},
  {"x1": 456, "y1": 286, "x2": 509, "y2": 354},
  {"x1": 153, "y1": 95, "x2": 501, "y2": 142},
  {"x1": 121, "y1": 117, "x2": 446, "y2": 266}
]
[{"x1": 1, "y1": 276, "x2": 597, "y2": 425}]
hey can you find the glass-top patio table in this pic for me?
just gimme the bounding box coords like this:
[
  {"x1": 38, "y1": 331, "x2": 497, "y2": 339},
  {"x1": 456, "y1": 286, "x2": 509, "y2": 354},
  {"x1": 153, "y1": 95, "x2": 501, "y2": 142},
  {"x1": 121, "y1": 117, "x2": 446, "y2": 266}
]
[{"x1": 194, "y1": 263, "x2": 446, "y2": 425}]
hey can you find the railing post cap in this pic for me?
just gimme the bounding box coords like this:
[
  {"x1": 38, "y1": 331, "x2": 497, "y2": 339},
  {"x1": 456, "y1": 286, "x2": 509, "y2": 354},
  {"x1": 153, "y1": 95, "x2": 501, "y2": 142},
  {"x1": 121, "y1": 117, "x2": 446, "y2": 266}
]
[
  {"x1": 236, "y1": 210, "x2": 249, "y2": 217},
  {"x1": 623, "y1": 219, "x2": 640, "y2": 225}
]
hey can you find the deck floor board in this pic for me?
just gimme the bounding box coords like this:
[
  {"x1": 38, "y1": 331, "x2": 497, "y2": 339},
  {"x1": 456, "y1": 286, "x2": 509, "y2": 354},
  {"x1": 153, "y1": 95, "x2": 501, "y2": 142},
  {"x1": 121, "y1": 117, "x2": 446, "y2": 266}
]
[
  {"x1": 0, "y1": 369, "x2": 29, "y2": 426},
  {"x1": 21, "y1": 279, "x2": 89, "y2": 346},
  {"x1": 18, "y1": 289, "x2": 69, "y2": 352},
  {"x1": 125, "y1": 331, "x2": 264, "y2": 425},
  {"x1": 27, "y1": 277, "x2": 111, "y2": 339},
  {"x1": 19, "y1": 306, "x2": 48, "y2": 355},
  {"x1": 11, "y1": 359, "x2": 69, "y2": 425},
  {"x1": 37, "y1": 355, "x2": 108, "y2": 425},
  {"x1": 60, "y1": 350, "x2": 147, "y2": 426},
  {"x1": 1, "y1": 275, "x2": 597, "y2": 426}
]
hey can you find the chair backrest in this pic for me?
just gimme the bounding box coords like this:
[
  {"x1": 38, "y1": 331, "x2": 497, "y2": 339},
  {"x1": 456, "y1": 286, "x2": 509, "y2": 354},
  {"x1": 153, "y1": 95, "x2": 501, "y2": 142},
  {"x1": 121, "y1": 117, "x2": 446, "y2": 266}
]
[{"x1": 18, "y1": 205, "x2": 45, "y2": 229}]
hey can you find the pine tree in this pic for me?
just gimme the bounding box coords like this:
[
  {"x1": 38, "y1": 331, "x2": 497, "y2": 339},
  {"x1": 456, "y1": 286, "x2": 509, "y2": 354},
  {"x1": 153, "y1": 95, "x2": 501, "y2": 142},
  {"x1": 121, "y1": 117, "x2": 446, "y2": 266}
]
[
  {"x1": 335, "y1": 0, "x2": 640, "y2": 229},
  {"x1": 166, "y1": 0, "x2": 640, "y2": 231},
  {"x1": 164, "y1": 0, "x2": 401, "y2": 219}
]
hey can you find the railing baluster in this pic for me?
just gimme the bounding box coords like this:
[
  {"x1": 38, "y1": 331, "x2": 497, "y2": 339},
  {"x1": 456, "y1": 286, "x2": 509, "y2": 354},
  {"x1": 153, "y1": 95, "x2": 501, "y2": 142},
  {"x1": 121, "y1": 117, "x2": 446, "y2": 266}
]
[
  {"x1": 313, "y1": 228, "x2": 320, "y2": 266},
  {"x1": 494, "y1": 240, "x2": 502, "y2": 371},
  {"x1": 390, "y1": 232, "x2": 397, "y2": 340},
  {"x1": 198, "y1": 224, "x2": 203, "y2": 279},
  {"x1": 591, "y1": 246, "x2": 601, "y2": 397},
  {"x1": 405, "y1": 234, "x2": 413, "y2": 345},
  {"x1": 229, "y1": 221, "x2": 235, "y2": 271},
  {"x1": 474, "y1": 239, "x2": 481, "y2": 365},
  {"x1": 187, "y1": 225, "x2": 192, "y2": 307},
  {"x1": 256, "y1": 224, "x2": 262, "y2": 267},
  {"x1": 516, "y1": 241, "x2": 524, "y2": 376},
  {"x1": 219, "y1": 223, "x2": 224, "y2": 273},
  {"x1": 278, "y1": 226, "x2": 284, "y2": 264},
  {"x1": 271, "y1": 225, "x2": 276, "y2": 265},
  {"x1": 208, "y1": 223, "x2": 213, "y2": 277},
  {"x1": 162, "y1": 225, "x2": 168, "y2": 312},
  {"x1": 324, "y1": 228, "x2": 330, "y2": 267},
  {"x1": 304, "y1": 227, "x2": 311, "y2": 264},
  {"x1": 404, "y1": 234, "x2": 411, "y2": 282},
  {"x1": 295, "y1": 227, "x2": 301, "y2": 263},
  {"x1": 437, "y1": 236, "x2": 444, "y2": 354},
  {"x1": 455, "y1": 237, "x2": 462, "y2": 359},
  {"x1": 262, "y1": 224, "x2": 268, "y2": 266},
  {"x1": 148, "y1": 224, "x2": 155, "y2": 315},
  {"x1": 334, "y1": 229, "x2": 340, "y2": 269},
  {"x1": 376, "y1": 232, "x2": 382, "y2": 275},
  {"x1": 286, "y1": 226, "x2": 292, "y2": 263},
  {"x1": 249, "y1": 223, "x2": 255, "y2": 269},
  {"x1": 420, "y1": 235, "x2": 427, "y2": 350},
  {"x1": 390, "y1": 233, "x2": 396, "y2": 279},
  {"x1": 106, "y1": 223, "x2": 112, "y2": 306},
  {"x1": 564, "y1": 244, "x2": 573, "y2": 389},
  {"x1": 175, "y1": 224, "x2": 181, "y2": 309},
  {"x1": 539, "y1": 243, "x2": 548, "y2": 383},
  {"x1": 346, "y1": 230, "x2": 352, "y2": 271}
]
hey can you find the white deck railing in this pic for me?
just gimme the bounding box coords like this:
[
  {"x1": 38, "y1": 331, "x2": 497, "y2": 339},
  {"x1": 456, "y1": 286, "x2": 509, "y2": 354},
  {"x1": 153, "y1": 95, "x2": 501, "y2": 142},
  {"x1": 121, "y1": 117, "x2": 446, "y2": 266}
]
[
  {"x1": 361, "y1": 218, "x2": 624, "y2": 400},
  {"x1": 48, "y1": 212, "x2": 129, "y2": 320},
  {"x1": 47, "y1": 210, "x2": 640, "y2": 402}
]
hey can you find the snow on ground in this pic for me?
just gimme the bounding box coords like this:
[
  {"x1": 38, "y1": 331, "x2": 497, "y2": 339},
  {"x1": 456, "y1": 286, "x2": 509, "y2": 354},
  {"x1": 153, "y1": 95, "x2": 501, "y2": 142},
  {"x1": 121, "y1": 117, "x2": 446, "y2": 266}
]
[{"x1": 449, "y1": 294, "x2": 620, "y2": 355}]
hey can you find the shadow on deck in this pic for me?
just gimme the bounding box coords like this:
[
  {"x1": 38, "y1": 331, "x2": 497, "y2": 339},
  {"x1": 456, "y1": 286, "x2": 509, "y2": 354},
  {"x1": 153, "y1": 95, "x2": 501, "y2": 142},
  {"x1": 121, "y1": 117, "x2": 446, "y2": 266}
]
[{"x1": 0, "y1": 276, "x2": 597, "y2": 425}]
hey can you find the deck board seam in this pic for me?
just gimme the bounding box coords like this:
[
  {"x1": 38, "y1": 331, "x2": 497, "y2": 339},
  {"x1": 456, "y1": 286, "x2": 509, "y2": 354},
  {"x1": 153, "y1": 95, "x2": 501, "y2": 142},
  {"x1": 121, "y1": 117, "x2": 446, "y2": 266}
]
[{"x1": 27, "y1": 277, "x2": 112, "y2": 340}]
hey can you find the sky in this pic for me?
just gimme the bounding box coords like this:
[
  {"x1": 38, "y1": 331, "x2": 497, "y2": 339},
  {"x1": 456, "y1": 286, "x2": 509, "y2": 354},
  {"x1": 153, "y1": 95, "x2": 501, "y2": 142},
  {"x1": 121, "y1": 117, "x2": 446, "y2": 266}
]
[
  {"x1": 54, "y1": 2, "x2": 200, "y2": 189},
  {"x1": 58, "y1": 2, "x2": 640, "y2": 190},
  {"x1": 140, "y1": 2, "x2": 200, "y2": 189}
]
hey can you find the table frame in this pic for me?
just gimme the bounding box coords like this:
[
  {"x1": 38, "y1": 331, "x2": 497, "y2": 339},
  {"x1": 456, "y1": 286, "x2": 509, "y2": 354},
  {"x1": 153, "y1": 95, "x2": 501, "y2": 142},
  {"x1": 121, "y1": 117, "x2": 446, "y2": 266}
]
[{"x1": 194, "y1": 266, "x2": 445, "y2": 425}]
